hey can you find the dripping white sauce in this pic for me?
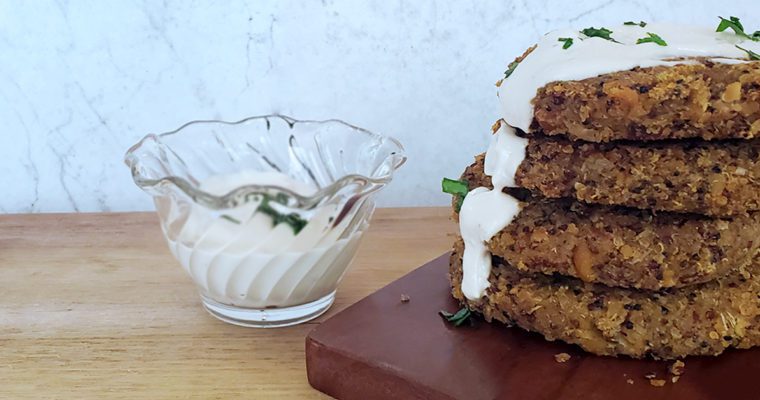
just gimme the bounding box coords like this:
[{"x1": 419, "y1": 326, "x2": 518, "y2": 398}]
[{"x1": 459, "y1": 123, "x2": 527, "y2": 300}]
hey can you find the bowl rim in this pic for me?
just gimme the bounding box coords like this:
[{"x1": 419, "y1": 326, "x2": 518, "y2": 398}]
[{"x1": 124, "y1": 114, "x2": 406, "y2": 209}]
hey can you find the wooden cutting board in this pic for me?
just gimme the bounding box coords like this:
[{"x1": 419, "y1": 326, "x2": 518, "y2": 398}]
[{"x1": 305, "y1": 253, "x2": 760, "y2": 400}]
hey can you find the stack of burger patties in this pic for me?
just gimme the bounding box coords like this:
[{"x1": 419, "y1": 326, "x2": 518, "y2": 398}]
[{"x1": 447, "y1": 21, "x2": 760, "y2": 359}]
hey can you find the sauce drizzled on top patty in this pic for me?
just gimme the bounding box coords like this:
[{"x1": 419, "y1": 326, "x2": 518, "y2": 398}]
[{"x1": 498, "y1": 22, "x2": 760, "y2": 132}]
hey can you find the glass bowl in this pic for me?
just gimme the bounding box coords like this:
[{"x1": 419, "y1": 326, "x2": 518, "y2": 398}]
[{"x1": 124, "y1": 115, "x2": 405, "y2": 327}]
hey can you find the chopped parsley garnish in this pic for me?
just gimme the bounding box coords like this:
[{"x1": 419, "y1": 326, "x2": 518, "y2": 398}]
[
  {"x1": 717, "y1": 16, "x2": 746, "y2": 35},
  {"x1": 736, "y1": 45, "x2": 760, "y2": 60},
  {"x1": 503, "y1": 59, "x2": 520, "y2": 79},
  {"x1": 581, "y1": 27, "x2": 618, "y2": 43},
  {"x1": 717, "y1": 16, "x2": 760, "y2": 41},
  {"x1": 220, "y1": 215, "x2": 241, "y2": 224},
  {"x1": 442, "y1": 178, "x2": 469, "y2": 212},
  {"x1": 624, "y1": 21, "x2": 647, "y2": 27},
  {"x1": 439, "y1": 307, "x2": 473, "y2": 327},
  {"x1": 636, "y1": 32, "x2": 668, "y2": 46},
  {"x1": 558, "y1": 37, "x2": 574, "y2": 49},
  {"x1": 256, "y1": 193, "x2": 308, "y2": 234}
]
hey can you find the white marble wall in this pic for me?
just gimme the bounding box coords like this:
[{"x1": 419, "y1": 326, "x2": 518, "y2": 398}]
[{"x1": 2, "y1": 0, "x2": 759, "y2": 212}]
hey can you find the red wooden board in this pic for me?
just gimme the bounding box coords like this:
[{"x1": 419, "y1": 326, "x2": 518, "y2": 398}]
[{"x1": 306, "y1": 253, "x2": 760, "y2": 400}]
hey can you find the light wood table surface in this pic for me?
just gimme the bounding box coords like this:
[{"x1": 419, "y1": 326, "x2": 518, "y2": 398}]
[{"x1": 1, "y1": 207, "x2": 456, "y2": 399}]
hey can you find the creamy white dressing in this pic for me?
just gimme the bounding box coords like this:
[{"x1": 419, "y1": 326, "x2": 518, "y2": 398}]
[
  {"x1": 498, "y1": 23, "x2": 760, "y2": 131},
  {"x1": 485, "y1": 122, "x2": 529, "y2": 188},
  {"x1": 163, "y1": 170, "x2": 363, "y2": 308},
  {"x1": 459, "y1": 188, "x2": 521, "y2": 300},
  {"x1": 459, "y1": 123, "x2": 526, "y2": 300},
  {"x1": 201, "y1": 170, "x2": 317, "y2": 197}
]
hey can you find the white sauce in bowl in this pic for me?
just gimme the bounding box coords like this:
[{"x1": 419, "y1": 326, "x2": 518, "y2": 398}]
[{"x1": 163, "y1": 171, "x2": 364, "y2": 308}]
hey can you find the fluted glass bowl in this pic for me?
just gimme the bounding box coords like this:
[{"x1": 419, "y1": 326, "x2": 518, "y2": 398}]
[{"x1": 124, "y1": 115, "x2": 405, "y2": 327}]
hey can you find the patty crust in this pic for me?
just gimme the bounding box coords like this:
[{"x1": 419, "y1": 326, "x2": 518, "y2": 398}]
[
  {"x1": 529, "y1": 60, "x2": 760, "y2": 142},
  {"x1": 513, "y1": 136, "x2": 760, "y2": 217},
  {"x1": 450, "y1": 238, "x2": 760, "y2": 359},
  {"x1": 458, "y1": 158, "x2": 760, "y2": 290}
]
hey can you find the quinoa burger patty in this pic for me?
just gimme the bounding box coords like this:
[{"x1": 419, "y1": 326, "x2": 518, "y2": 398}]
[
  {"x1": 530, "y1": 60, "x2": 760, "y2": 143},
  {"x1": 469, "y1": 131, "x2": 760, "y2": 217},
  {"x1": 458, "y1": 159, "x2": 760, "y2": 290},
  {"x1": 513, "y1": 136, "x2": 760, "y2": 217},
  {"x1": 450, "y1": 238, "x2": 760, "y2": 359}
]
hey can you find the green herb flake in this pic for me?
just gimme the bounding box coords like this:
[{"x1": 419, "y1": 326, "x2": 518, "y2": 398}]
[
  {"x1": 503, "y1": 59, "x2": 520, "y2": 79},
  {"x1": 581, "y1": 27, "x2": 618, "y2": 43},
  {"x1": 220, "y1": 215, "x2": 241, "y2": 224},
  {"x1": 442, "y1": 177, "x2": 469, "y2": 212},
  {"x1": 636, "y1": 32, "x2": 668, "y2": 46},
  {"x1": 558, "y1": 37, "x2": 574, "y2": 49},
  {"x1": 717, "y1": 16, "x2": 760, "y2": 41},
  {"x1": 717, "y1": 16, "x2": 745, "y2": 34},
  {"x1": 256, "y1": 194, "x2": 308, "y2": 234},
  {"x1": 624, "y1": 21, "x2": 647, "y2": 27},
  {"x1": 736, "y1": 45, "x2": 760, "y2": 60},
  {"x1": 439, "y1": 307, "x2": 473, "y2": 327}
]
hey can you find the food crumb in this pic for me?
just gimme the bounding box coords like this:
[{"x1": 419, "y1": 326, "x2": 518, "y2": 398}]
[
  {"x1": 669, "y1": 360, "x2": 685, "y2": 376},
  {"x1": 400, "y1": 294, "x2": 410, "y2": 303},
  {"x1": 672, "y1": 376, "x2": 680, "y2": 383},
  {"x1": 626, "y1": 379, "x2": 634, "y2": 385},
  {"x1": 554, "y1": 353, "x2": 571, "y2": 363},
  {"x1": 644, "y1": 372, "x2": 657, "y2": 379},
  {"x1": 649, "y1": 379, "x2": 667, "y2": 387}
]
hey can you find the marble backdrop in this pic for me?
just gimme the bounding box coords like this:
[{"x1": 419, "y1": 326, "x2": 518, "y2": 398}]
[{"x1": 2, "y1": 0, "x2": 758, "y2": 212}]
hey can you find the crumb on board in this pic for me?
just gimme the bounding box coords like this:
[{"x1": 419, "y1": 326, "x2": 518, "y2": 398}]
[
  {"x1": 636, "y1": 360, "x2": 685, "y2": 388},
  {"x1": 554, "y1": 353, "x2": 571, "y2": 363},
  {"x1": 649, "y1": 379, "x2": 667, "y2": 387},
  {"x1": 626, "y1": 379, "x2": 634, "y2": 385},
  {"x1": 645, "y1": 372, "x2": 667, "y2": 387},
  {"x1": 400, "y1": 294, "x2": 410, "y2": 303},
  {"x1": 669, "y1": 360, "x2": 685, "y2": 376}
]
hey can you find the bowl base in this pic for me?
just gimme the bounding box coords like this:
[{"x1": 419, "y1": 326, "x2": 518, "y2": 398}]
[{"x1": 200, "y1": 292, "x2": 335, "y2": 328}]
